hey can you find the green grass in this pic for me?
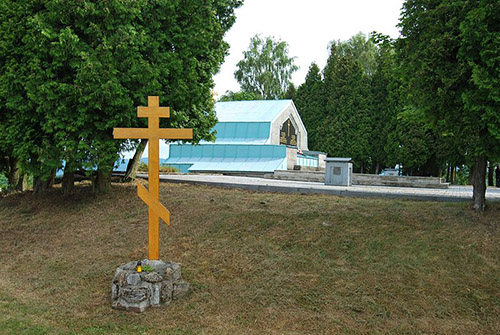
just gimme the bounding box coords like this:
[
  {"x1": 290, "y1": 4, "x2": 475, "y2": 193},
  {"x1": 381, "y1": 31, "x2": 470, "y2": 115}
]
[{"x1": 0, "y1": 182, "x2": 499, "y2": 334}]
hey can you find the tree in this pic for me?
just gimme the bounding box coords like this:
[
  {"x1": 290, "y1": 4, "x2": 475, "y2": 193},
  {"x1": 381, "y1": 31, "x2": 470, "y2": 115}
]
[
  {"x1": 397, "y1": 0, "x2": 500, "y2": 210},
  {"x1": 295, "y1": 63, "x2": 325, "y2": 152},
  {"x1": 338, "y1": 32, "x2": 378, "y2": 76},
  {"x1": 282, "y1": 83, "x2": 297, "y2": 101},
  {"x1": 218, "y1": 90, "x2": 261, "y2": 101},
  {"x1": 320, "y1": 42, "x2": 372, "y2": 172},
  {"x1": 369, "y1": 34, "x2": 400, "y2": 174},
  {"x1": 234, "y1": 35, "x2": 298, "y2": 100},
  {"x1": 0, "y1": 0, "x2": 242, "y2": 193},
  {"x1": 385, "y1": 108, "x2": 433, "y2": 176}
]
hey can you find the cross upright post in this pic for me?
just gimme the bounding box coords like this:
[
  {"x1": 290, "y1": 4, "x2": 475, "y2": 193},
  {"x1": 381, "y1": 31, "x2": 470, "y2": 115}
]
[{"x1": 114, "y1": 96, "x2": 193, "y2": 260}]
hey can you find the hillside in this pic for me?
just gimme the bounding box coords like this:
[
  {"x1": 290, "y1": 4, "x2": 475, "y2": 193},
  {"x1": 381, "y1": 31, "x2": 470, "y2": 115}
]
[{"x1": 1, "y1": 182, "x2": 499, "y2": 334}]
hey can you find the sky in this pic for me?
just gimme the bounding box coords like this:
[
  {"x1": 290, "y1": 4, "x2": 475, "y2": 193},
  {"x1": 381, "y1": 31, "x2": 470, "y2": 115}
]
[{"x1": 213, "y1": 0, "x2": 404, "y2": 98}]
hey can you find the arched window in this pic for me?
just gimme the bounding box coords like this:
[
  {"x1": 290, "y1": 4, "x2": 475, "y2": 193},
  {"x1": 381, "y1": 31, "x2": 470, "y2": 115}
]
[{"x1": 280, "y1": 118, "x2": 297, "y2": 146}]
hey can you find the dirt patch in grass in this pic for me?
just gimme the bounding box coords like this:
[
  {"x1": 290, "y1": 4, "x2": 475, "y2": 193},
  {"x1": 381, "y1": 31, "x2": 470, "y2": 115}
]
[{"x1": 1, "y1": 181, "x2": 499, "y2": 334}]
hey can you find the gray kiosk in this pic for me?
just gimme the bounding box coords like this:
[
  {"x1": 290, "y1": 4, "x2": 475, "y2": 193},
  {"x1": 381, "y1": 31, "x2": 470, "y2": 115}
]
[{"x1": 325, "y1": 157, "x2": 353, "y2": 186}]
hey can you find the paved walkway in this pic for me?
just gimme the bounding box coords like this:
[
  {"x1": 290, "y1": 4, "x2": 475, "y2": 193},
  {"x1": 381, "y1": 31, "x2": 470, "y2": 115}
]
[{"x1": 138, "y1": 174, "x2": 500, "y2": 202}]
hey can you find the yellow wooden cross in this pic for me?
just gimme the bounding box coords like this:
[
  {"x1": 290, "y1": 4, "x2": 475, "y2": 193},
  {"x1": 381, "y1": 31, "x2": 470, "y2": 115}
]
[{"x1": 114, "y1": 96, "x2": 193, "y2": 260}]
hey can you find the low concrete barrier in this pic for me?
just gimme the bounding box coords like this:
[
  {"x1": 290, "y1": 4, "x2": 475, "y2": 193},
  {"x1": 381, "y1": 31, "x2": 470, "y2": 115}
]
[
  {"x1": 270, "y1": 170, "x2": 449, "y2": 189},
  {"x1": 273, "y1": 170, "x2": 325, "y2": 182},
  {"x1": 353, "y1": 174, "x2": 449, "y2": 189}
]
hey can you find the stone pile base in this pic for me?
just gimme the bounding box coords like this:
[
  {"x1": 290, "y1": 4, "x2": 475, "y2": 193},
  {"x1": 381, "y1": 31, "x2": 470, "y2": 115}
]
[{"x1": 111, "y1": 259, "x2": 189, "y2": 312}]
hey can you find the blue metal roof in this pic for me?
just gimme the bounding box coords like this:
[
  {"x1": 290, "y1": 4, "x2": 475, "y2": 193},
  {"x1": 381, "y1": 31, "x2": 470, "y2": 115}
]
[
  {"x1": 201, "y1": 122, "x2": 270, "y2": 144},
  {"x1": 215, "y1": 100, "x2": 291, "y2": 122}
]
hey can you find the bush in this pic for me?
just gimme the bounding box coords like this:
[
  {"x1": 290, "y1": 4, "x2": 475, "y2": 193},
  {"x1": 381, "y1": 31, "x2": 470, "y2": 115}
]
[
  {"x1": 456, "y1": 166, "x2": 470, "y2": 185},
  {"x1": 159, "y1": 165, "x2": 179, "y2": 173},
  {"x1": 137, "y1": 162, "x2": 148, "y2": 172},
  {"x1": 0, "y1": 173, "x2": 7, "y2": 191},
  {"x1": 137, "y1": 162, "x2": 179, "y2": 173}
]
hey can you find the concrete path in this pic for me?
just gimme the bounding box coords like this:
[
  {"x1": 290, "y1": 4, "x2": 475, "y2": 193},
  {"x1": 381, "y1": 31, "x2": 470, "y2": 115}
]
[{"x1": 138, "y1": 173, "x2": 500, "y2": 203}]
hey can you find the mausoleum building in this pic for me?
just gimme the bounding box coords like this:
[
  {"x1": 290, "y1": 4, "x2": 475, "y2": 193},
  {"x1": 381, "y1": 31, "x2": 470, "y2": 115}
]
[{"x1": 163, "y1": 100, "x2": 325, "y2": 173}]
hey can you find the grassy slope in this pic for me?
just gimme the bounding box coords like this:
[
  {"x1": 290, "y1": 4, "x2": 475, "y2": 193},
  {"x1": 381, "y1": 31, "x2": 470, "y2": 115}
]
[{"x1": 0, "y1": 182, "x2": 499, "y2": 335}]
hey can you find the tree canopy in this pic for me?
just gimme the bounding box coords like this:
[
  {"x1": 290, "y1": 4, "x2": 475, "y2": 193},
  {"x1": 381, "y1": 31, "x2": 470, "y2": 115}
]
[
  {"x1": 218, "y1": 90, "x2": 261, "y2": 102},
  {"x1": 234, "y1": 35, "x2": 298, "y2": 100},
  {"x1": 397, "y1": 0, "x2": 500, "y2": 210},
  {"x1": 0, "y1": 0, "x2": 242, "y2": 193}
]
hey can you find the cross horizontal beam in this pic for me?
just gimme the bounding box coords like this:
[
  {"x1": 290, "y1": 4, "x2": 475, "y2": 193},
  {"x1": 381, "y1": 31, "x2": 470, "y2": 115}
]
[
  {"x1": 137, "y1": 106, "x2": 170, "y2": 118},
  {"x1": 113, "y1": 128, "x2": 193, "y2": 140}
]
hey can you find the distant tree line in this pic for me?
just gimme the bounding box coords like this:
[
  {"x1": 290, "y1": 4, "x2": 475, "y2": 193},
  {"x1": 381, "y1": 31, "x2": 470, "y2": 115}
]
[
  {"x1": 298, "y1": 26, "x2": 499, "y2": 210},
  {"x1": 229, "y1": 33, "x2": 457, "y2": 177},
  {"x1": 295, "y1": 33, "x2": 438, "y2": 176},
  {"x1": 225, "y1": 0, "x2": 499, "y2": 210}
]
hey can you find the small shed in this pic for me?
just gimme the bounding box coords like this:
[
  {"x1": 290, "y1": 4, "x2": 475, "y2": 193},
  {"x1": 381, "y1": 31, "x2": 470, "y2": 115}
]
[{"x1": 325, "y1": 158, "x2": 353, "y2": 186}]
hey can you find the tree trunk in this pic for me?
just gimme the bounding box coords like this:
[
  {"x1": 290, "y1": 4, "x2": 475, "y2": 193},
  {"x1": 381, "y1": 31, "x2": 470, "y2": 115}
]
[
  {"x1": 48, "y1": 168, "x2": 56, "y2": 188},
  {"x1": 487, "y1": 161, "x2": 494, "y2": 186},
  {"x1": 123, "y1": 139, "x2": 148, "y2": 182},
  {"x1": 15, "y1": 173, "x2": 26, "y2": 192},
  {"x1": 375, "y1": 161, "x2": 380, "y2": 175},
  {"x1": 33, "y1": 175, "x2": 51, "y2": 195},
  {"x1": 92, "y1": 169, "x2": 111, "y2": 193},
  {"x1": 496, "y1": 165, "x2": 500, "y2": 187},
  {"x1": 471, "y1": 154, "x2": 487, "y2": 211},
  {"x1": 7, "y1": 156, "x2": 21, "y2": 193},
  {"x1": 62, "y1": 164, "x2": 75, "y2": 195}
]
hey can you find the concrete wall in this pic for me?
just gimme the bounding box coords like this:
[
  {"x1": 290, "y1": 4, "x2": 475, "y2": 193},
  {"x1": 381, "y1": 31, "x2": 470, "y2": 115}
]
[
  {"x1": 353, "y1": 174, "x2": 449, "y2": 189},
  {"x1": 268, "y1": 171, "x2": 449, "y2": 189},
  {"x1": 274, "y1": 170, "x2": 325, "y2": 182},
  {"x1": 318, "y1": 154, "x2": 327, "y2": 169},
  {"x1": 270, "y1": 103, "x2": 308, "y2": 151},
  {"x1": 286, "y1": 147, "x2": 298, "y2": 170}
]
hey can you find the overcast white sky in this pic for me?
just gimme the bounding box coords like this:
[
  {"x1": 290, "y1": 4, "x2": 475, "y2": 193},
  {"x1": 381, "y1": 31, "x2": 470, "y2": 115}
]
[{"x1": 213, "y1": 0, "x2": 404, "y2": 98}]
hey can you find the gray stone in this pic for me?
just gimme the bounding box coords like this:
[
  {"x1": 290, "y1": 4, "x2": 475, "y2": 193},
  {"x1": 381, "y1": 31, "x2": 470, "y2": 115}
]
[
  {"x1": 122, "y1": 287, "x2": 149, "y2": 303},
  {"x1": 117, "y1": 271, "x2": 126, "y2": 286},
  {"x1": 171, "y1": 263, "x2": 181, "y2": 281},
  {"x1": 126, "y1": 273, "x2": 141, "y2": 286},
  {"x1": 164, "y1": 267, "x2": 174, "y2": 280},
  {"x1": 111, "y1": 259, "x2": 188, "y2": 313},
  {"x1": 111, "y1": 284, "x2": 119, "y2": 300},
  {"x1": 161, "y1": 282, "x2": 173, "y2": 302},
  {"x1": 150, "y1": 283, "x2": 161, "y2": 306},
  {"x1": 173, "y1": 282, "x2": 189, "y2": 300},
  {"x1": 142, "y1": 272, "x2": 163, "y2": 283}
]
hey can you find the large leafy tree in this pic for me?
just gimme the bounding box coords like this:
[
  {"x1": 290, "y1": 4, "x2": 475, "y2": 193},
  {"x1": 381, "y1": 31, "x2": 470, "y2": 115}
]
[
  {"x1": 385, "y1": 109, "x2": 434, "y2": 175},
  {"x1": 338, "y1": 32, "x2": 378, "y2": 77},
  {"x1": 397, "y1": 0, "x2": 500, "y2": 210},
  {"x1": 320, "y1": 42, "x2": 373, "y2": 172},
  {"x1": 295, "y1": 63, "x2": 325, "y2": 152},
  {"x1": 369, "y1": 34, "x2": 400, "y2": 174},
  {"x1": 0, "y1": 0, "x2": 242, "y2": 193},
  {"x1": 295, "y1": 34, "x2": 397, "y2": 173},
  {"x1": 218, "y1": 90, "x2": 261, "y2": 102},
  {"x1": 234, "y1": 35, "x2": 298, "y2": 100}
]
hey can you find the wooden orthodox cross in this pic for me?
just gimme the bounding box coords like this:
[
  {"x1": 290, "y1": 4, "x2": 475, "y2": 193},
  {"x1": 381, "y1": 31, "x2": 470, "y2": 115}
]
[{"x1": 114, "y1": 96, "x2": 192, "y2": 260}]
